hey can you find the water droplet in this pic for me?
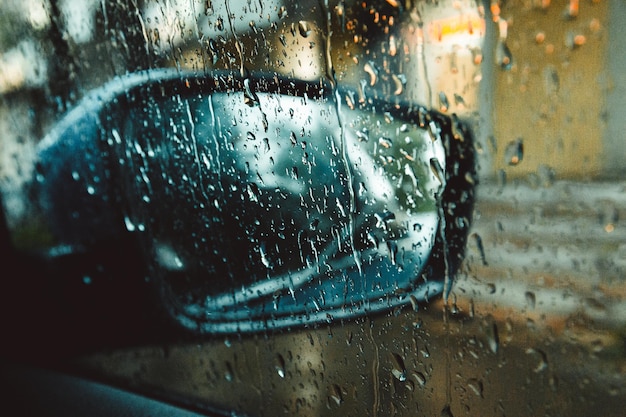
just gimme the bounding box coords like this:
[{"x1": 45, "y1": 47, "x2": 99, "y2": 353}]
[
  {"x1": 449, "y1": 114, "x2": 463, "y2": 142},
  {"x1": 496, "y1": 41, "x2": 513, "y2": 70},
  {"x1": 298, "y1": 21, "x2": 312, "y2": 37},
  {"x1": 485, "y1": 320, "x2": 499, "y2": 354},
  {"x1": 392, "y1": 74, "x2": 403, "y2": 95},
  {"x1": 535, "y1": 31, "x2": 546, "y2": 44},
  {"x1": 563, "y1": 0, "x2": 579, "y2": 19},
  {"x1": 155, "y1": 242, "x2": 185, "y2": 271},
  {"x1": 438, "y1": 91, "x2": 450, "y2": 112},
  {"x1": 471, "y1": 233, "x2": 487, "y2": 266},
  {"x1": 246, "y1": 131, "x2": 256, "y2": 141},
  {"x1": 356, "y1": 128, "x2": 369, "y2": 142},
  {"x1": 278, "y1": 6, "x2": 287, "y2": 18},
  {"x1": 215, "y1": 17, "x2": 224, "y2": 31},
  {"x1": 259, "y1": 242, "x2": 272, "y2": 269},
  {"x1": 427, "y1": 120, "x2": 441, "y2": 142},
  {"x1": 329, "y1": 384, "x2": 343, "y2": 405},
  {"x1": 124, "y1": 215, "x2": 136, "y2": 232},
  {"x1": 565, "y1": 31, "x2": 586, "y2": 49},
  {"x1": 412, "y1": 371, "x2": 426, "y2": 387},
  {"x1": 429, "y1": 158, "x2": 445, "y2": 186},
  {"x1": 387, "y1": 241, "x2": 398, "y2": 265},
  {"x1": 467, "y1": 378, "x2": 483, "y2": 397},
  {"x1": 504, "y1": 139, "x2": 523, "y2": 166},
  {"x1": 378, "y1": 136, "x2": 393, "y2": 148},
  {"x1": 247, "y1": 183, "x2": 260, "y2": 203},
  {"x1": 248, "y1": 20, "x2": 257, "y2": 34},
  {"x1": 525, "y1": 291, "x2": 536, "y2": 309},
  {"x1": 454, "y1": 94, "x2": 466, "y2": 108},
  {"x1": 364, "y1": 61, "x2": 378, "y2": 86},
  {"x1": 367, "y1": 232, "x2": 379, "y2": 248},
  {"x1": 243, "y1": 78, "x2": 259, "y2": 107},
  {"x1": 543, "y1": 66, "x2": 559, "y2": 96},
  {"x1": 275, "y1": 354, "x2": 286, "y2": 378},
  {"x1": 526, "y1": 348, "x2": 548, "y2": 373},
  {"x1": 224, "y1": 361, "x2": 234, "y2": 382},
  {"x1": 417, "y1": 107, "x2": 428, "y2": 128},
  {"x1": 374, "y1": 211, "x2": 395, "y2": 229},
  {"x1": 390, "y1": 353, "x2": 407, "y2": 381}
]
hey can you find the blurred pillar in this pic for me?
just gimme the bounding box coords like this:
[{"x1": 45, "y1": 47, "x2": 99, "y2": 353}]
[{"x1": 489, "y1": 0, "x2": 610, "y2": 180}]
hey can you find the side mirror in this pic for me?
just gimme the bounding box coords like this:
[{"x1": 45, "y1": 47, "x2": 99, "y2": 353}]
[{"x1": 27, "y1": 69, "x2": 476, "y2": 333}]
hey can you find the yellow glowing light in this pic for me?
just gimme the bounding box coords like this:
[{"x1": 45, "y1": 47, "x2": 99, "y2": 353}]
[{"x1": 428, "y1": 15, "x2": 485, "y2": 42}]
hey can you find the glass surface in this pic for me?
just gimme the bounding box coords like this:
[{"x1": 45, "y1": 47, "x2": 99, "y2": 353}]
[
  {"x1": 31, "y1": 69, "x2": 472, "y2": 332},
  {"x1": 1, "y1": 0, "x2": 625, "y2": 416}
]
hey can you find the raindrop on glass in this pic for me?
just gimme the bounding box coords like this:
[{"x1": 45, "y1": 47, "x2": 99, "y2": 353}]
[
  {"x1": 298, "y1": 21, "x2": 312, "y2": 38},
  {"x1": 467, "y1": 378, "x2": 483, "y2": 397},
  {"x1": 412, "y1": 371, "x2": 426, "y2": 387},
  {"x1": 525, "y1": 291, "x2": 536, "y2": 309},
  {"x1": 391, "y1": 353, "x2": 407, "y2": 381},
  {"x1": 275, "y1": 353, "x2": 286, "y2": 378},
  {"x1": 496, "y1": 41, "x2": 513, "y2": 70},
  {"x1": 438, "y1": 91, "x2": 450, "y2": 112},
  {"x1": 329, "y1": 384, "x2": 343, "y2": 405},
  {"x1": 486, "y1": 321, "x2": 499, "y2": 354},
  {"x1": 504, "y1": 139, "x2": 523, "y2": 166}
]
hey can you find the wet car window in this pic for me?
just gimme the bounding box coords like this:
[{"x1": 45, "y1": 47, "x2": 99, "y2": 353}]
[{"x1": 1, "y1": 0, "x2": 625, "y2": 416}]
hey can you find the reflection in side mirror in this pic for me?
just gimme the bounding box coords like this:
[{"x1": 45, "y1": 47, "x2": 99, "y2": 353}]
[{"x1": 29, "y1": 69, "x2": 475, "y2": 333}]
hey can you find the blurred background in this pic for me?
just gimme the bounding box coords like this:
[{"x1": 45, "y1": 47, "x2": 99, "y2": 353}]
[{"x1": 1, "y1": 0, "x2": 625, "y2": 416}]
